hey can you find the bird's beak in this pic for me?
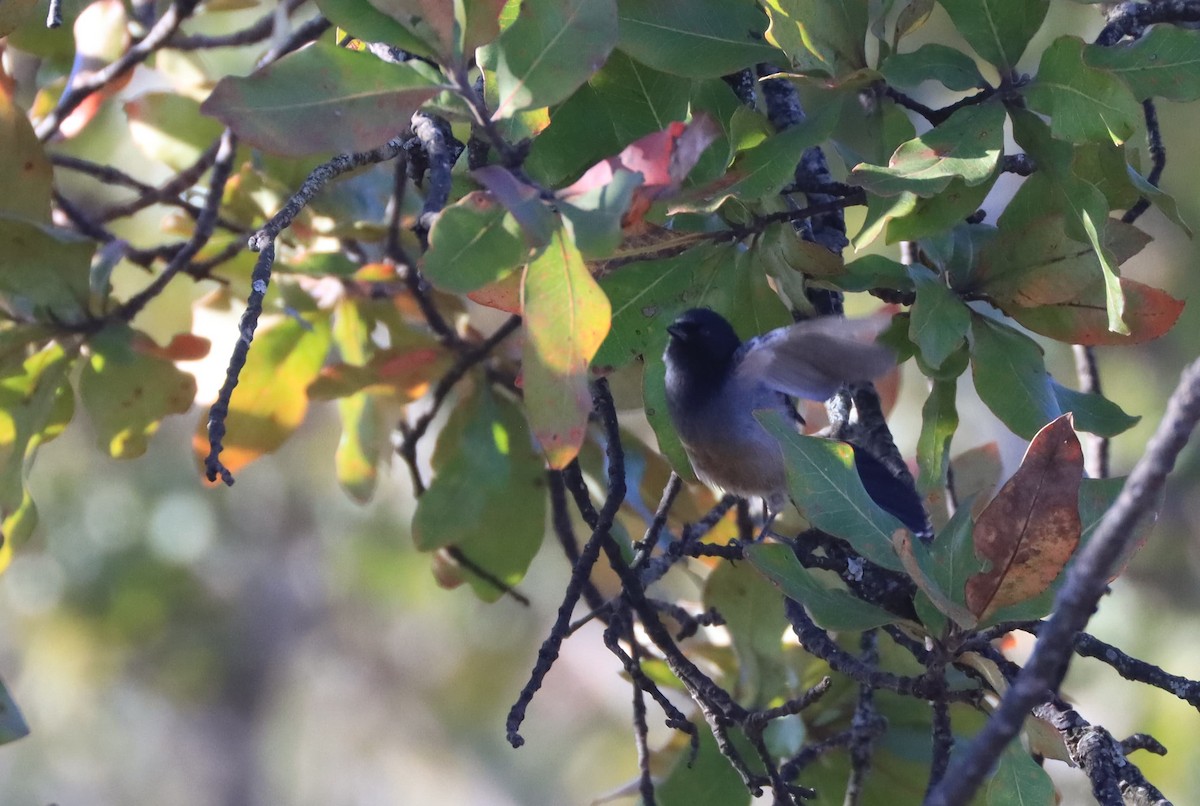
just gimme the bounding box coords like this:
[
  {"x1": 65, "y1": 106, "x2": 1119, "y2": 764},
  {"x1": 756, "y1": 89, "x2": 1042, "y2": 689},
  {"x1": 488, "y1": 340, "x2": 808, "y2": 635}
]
[{"x1": 666, "y1": 323, "x2": 686, "y2": 340}]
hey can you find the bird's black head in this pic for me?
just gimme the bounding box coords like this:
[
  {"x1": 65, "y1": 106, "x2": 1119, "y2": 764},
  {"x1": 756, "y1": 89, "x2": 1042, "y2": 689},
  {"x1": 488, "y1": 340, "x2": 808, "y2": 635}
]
[{"x1": 664, "y1": 308, "x2": 743, "y2": 399}]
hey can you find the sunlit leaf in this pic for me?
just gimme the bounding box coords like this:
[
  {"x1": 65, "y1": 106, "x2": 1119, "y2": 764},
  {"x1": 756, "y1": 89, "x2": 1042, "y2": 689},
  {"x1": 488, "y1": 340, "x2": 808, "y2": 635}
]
[
  {"x1": 851, "y1": 100, "x2": 1005, "y2": 197},
  {"x1": 757, "y1": 412, "x2": 906, "y2": 571},
  {"x1": 336, "y1": 393, "x2": 384, "y2": 503},
  {"x1": 521, "y1": 227, "x2": 611, "y2": 468},
  {"x1": 80, "y1": 324, "x2": 197, "y2": 459},
  {"x1": 192, "y1": 313, "x2": 331, "y2": 476},
  {"x1": 1025, "y1": 36, "x2": 1142, "y2": 145},
  {"x1": 485, "y1": 0, "x2": 617, "y2": 119},
  {"x1": 616, "y1": 0, "x2": 778, "y2": 79},
  {"x1": 763, "y1": 0, "x2": 869, "y2": 78},
  {"x1": 0, "y1": 344, "x2": 74, "y2": 564},
  {"x1": 412, "y1": 385, "x2": 546, "y2": 601},
  {"x1": 938, "y1": 0, "x2": 1048, "y2": 73},
  {"x1": 201, "y1": 41, "x2": 442, "y2": 157},
  {"x1": 746, "y1": 543, "x2": 899, "y2": 631},
  {"x1": 966, "y1": 415, "x2": 1083, "y2": 620}
]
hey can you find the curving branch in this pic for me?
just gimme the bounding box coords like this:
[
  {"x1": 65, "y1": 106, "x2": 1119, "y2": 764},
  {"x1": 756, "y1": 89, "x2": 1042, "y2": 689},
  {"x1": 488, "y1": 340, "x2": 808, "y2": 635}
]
[{"x1": 928, "y1": 355, "x2": 1200, "y2": 806}]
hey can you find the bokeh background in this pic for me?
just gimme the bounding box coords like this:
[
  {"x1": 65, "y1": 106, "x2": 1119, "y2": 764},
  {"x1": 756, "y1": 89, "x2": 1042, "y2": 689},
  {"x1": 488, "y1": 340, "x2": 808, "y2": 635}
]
[{"x1": 3, "y1": 2, "x2": 1200, "y2": 804}]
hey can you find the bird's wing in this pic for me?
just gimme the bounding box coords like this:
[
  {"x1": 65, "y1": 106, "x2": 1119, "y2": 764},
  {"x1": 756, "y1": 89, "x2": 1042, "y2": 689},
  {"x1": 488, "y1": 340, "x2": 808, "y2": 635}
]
[{"x1": 735, "y1": 314, "x2": 896, "y2": 401}]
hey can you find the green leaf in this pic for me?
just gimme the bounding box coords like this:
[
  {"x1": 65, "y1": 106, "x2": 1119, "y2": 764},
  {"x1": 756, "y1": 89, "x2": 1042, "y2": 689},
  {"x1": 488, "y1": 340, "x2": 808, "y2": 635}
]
[
  {"x1": 969, "y1": 314, "x2": 1061, "y2": 440},
  {"x1": 937, "y1": 0, "x2": 1048, "y2": 73},
  {"x1": 0, "y1": 675, "x2": 28, "y2": 745},
  {"x1": 908, "y1": 265, "x2": 970, "y2": 368},
  {"x1": 763, "y1": 0, "x2": 869, "y2": 78},
  {"x1": 886, "y1": 173, "x2": 995, "y2": 243},
  {"x1": 1051, "y1": 382, "x2": 1139, "y2": 438},
  {"x1": 315, "y1": 0, "x2": 437, "y2": 58},
  {"x1": 616, "y1": 0, "x2": 778, "y2": 78},
  {"x1": 200, "y1": 41, "x2": 442, "y2": 157},
  {"x1": 0, "y1": 85, "x2": 51, "y2": 222},
  {"x1": 880, "y1": 43, "x2": 985, "y2": 91},
  {"x1": 0, "y1": 344, "x2": 74, "y2": 565},
  {"x1": 1085, "y1": 25, "x2": 1200, "y2": 102},
  {"x1": 704, "y1": 561, "x2": 789, "y2": 703},
  {"x1": 986, "y1": 740, "x2": 1056, "y2": 806},
  {"x1": 412, "y1": 385, "x2": 547, "y2": 601},
  {"x1": 894, "y1": 507, "x2": 981, "y2": 628},
  {"x1": 194, "y1": 313, "x2": 331, "y2": 476},
  {"x1": 525, "y1": 49, "x2": 692, "y2": 187},
  {"x1": 746, "y1": 543, "x2": 899, "y2": 631},
  {"x1": 485, "y1": 0, "x2": 617, "y2": 119},
  {"x1": 1024, "y1": 36, "x2": 1142, "y2": 145},
  {"x1": 422, "y1": 192, "x2": 528, "y2": 293},
  {"x1": 656, "y1": 723, "x2": 752, "y2": 806},
  {"x1": 756, "y1": 412, "x2": 907, "y2": 571},
  {"x1": 0, "y1": 218, "x2": 95, "y2": 323},
  {"x1": 916, "y1": 378, "x2": 959, "y2": 495},
  {"x1": 833, "y1": 254, "x2": 915, "y2": 294},
  {"x1": 851, "y1": 100, "x2": 1005, "y2": 197},
  {"x1": 79, "y1": 325, "x2": 197, "y2": 459},
  {"x1": 522, "y1": 227, "x2": 611, "y2": 468},
  {"x1": 124, "y1": 92, "x2": 225, "y2": 172},
  {"x1": 559, "y1": 169, "x2": 642, "y2": 259}
]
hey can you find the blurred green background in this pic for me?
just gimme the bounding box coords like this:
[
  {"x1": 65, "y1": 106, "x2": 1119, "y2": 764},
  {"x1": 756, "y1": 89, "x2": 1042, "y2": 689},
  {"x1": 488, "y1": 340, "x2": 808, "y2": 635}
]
[{"x1": 3, "y1": 2, "x2": 1200, "y2": 804}]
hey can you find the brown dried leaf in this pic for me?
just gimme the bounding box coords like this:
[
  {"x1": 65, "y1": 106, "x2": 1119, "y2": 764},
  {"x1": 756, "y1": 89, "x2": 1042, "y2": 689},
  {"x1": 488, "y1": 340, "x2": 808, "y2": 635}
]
[{"x1": 965, "y1": 415, "x2": 1083, "y2": 620}]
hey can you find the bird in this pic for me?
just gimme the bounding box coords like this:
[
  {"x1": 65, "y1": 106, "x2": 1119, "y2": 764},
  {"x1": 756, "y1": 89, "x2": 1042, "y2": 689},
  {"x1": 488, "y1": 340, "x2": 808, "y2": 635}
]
[{"x1": 662, "y1": 307, "x2": 929, "y2": 536}]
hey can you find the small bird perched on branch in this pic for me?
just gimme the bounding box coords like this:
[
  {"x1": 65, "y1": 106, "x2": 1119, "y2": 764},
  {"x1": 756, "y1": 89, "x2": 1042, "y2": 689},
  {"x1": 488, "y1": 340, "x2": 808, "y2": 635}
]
[{"x1": 662, "y1": 307, "x2": 929, "y2": 536}]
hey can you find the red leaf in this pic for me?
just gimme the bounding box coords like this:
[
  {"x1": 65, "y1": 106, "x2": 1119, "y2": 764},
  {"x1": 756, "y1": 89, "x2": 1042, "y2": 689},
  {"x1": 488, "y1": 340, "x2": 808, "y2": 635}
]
[
  {"x1": 560, "y1": 115, "x2": 721, "y2": 223},
  {"x1": 965, "y1": 415, "x2": 1084, "y2": 620}
]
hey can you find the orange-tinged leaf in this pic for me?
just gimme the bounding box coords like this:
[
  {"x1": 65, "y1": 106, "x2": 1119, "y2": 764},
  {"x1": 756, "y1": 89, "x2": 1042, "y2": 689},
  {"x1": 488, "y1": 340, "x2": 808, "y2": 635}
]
[
  {"x1": 468, "y1": 269, "x2": 523, "y2": 313},
  {"x1": 131, "y1": 332, "x2": 212, "y2": 361},
  {"x1": 193, "y1": 314, "x2": 331, "y2": 477},
  {"x1": 966, "y1": 415, "x2": 1084, "y2": 620},
  {"x1": 1007, "y1": 278, "x2": 1184, "y2": 345},
  {"x1": 308, "y1": 345, "x2": 447, "y2": 400},
  {"x1": 521, "y1": 228, "x2": 611, "y2": 468}
]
